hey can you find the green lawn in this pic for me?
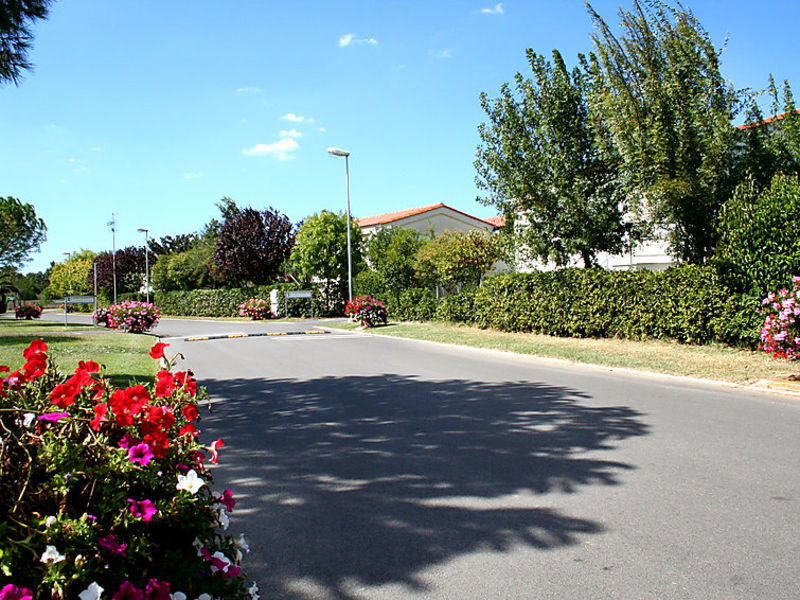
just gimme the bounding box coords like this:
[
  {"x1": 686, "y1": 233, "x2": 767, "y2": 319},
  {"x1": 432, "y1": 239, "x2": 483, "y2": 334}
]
[
  {"x1": 0, "y1": 319, "x2": 157, "y2": 388},
  {"x1": 326, "y1": 321, "x2": 799, "y2": 386}
]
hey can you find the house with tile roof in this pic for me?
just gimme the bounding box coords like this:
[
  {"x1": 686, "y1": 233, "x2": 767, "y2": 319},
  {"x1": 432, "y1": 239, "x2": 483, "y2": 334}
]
[{"x1": 357, "y1": 203, "x2": 498, "y2": 238}]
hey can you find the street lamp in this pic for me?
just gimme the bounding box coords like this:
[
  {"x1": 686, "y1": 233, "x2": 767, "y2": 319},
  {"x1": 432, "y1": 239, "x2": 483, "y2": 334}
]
[
  {"x1": 62, "y1": 251, "x2": 71, "y2": 326},
  {"x1": 327, "y1": 147, "x2": 353, "y2": 304},
  {"x1": 137, "y1": 227, "x2": 150, "y2": 304}
]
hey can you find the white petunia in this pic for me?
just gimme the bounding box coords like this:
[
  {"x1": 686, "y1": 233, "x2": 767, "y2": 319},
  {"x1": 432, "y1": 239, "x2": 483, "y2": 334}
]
[
  {"x1": 176, "y1": 469, "x2": 205, "y2": 494},
  {"x1": 215, "y1": 506, "x2": 229, "y2": 530},
  {"x1": 45, "y1": 515, "x2": 56, "y2": 528},
  {"x1": 196, "y1": 594, "x2": 213, "y2": 600},
  {"x1": 78, "y1": 582, "x2": 104, "y2": 600},
  {"x1": 210, "y1": 551, "x2": 231, "y2": 573},
  {"x1": 235, "y1": 533, "x2": 250, "y2": 553},
  {"x1": 170, "y1": 593, "x2": 187, "y2": 600},
  {"x1": 248, "y1": 582, "x2": 260, "y2": 600},
  {"x1": 40, "y1": 544, "x2": 65, "y2": 564},
  {"x1": 22, "y1": 413, "x2": 35, "y2": 428}
]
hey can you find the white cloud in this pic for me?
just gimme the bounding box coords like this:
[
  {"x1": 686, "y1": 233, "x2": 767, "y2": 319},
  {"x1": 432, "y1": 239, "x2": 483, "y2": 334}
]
[
  {"x1": 281, "y1": 112, "x2": 313, "y2": 123},
  {"x1": 481, "y1": 3, "x2": 504, "y2": 15},
  {"x1": 236, "y1": 87, "x2": 262, "y2": 94},
  {"x1": 339, "y1": 33, "x2": 378, "y2": 47},
  {"x1": 429, "y1": 49, "x2": 453, "y2": 59},
  {"x1": 242, "y1": 138, "x2": 299, "y2": 161},
  {"x1": 319, "y1": 127, "x2": 326, "y2": 133},
  {"x1": 279, "y1": 129, "x2": 303, "y2": 138},
  {"x1": 184, "y1": 171, "x2": 203, "y2": 179}
]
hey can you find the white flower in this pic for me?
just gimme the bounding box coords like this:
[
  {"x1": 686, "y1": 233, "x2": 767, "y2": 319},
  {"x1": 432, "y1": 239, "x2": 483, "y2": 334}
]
[
  {"x1": 196, "y1": 594, "x2": 213, "y2": 600},
  {"x1": 40, "y1": 544, "x2": 65, "y2": 564},
  {"x1": 44, "y1": 515, "x2": 56, "y2": 528},
  {"x1": 192, "y1": 537, "x2": 204, "y2": 557},
  {"x1": 176, "y1": 469, "x2": 205, "y2": 494},
  {"x1": 22, "y1": 413, "x2": 35, "y2": 428},
  {"x1": 170, "y1": 593, "x2": 187, "y2": 600},
  {"x1": 215, "y1": 505, "x2": 229, "y2": 530},
  {"x1": 235, "y1": 533, "x2": 250, "y2": 553},
  {"x1": 248, "y1": 582, "x2": 260, "y2": 600},
  {"x1": 79, "y1": 582, "x2": 104, "y2": 600}
]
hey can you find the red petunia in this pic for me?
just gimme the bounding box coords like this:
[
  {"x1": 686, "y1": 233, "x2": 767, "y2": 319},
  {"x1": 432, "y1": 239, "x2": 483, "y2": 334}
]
[
  {"x1": 178, "y1": 423, "x2": 198, "y2": 437},
  {"x1": 22, "y1": 338, "x2": 47, "y2": 359},
  {"x1": 209, "y1": 438, "x2": 224, "y2": 464},
  {"x1": 173, "y1": 371, "x2": 197, "y2": 397},
  {"x1": 181, "y1": 403, "x2": 199, "y2": 422},
  {"x1": 154, "y1": 370, "x2": 175, "y2": 398},
  {"x1": 78, "y1": 360, "x2": 100, "y2": 373},
  {"x1": 49, "y1": 382, "x2": 81, "y2": 408},
  {"x1": 149, "y1": 342, "x2": 169, "y2": 360},
  {"x1": 90, "y1": 403, "x2": 108, "y2": 431}
]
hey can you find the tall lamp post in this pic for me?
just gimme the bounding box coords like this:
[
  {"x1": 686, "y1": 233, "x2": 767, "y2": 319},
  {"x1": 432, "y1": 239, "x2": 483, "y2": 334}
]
[
  {"x1": 137, "y1": 227, "x2": 150, "y2": 304},
  {"x1": 327, "y1": 147, "x2": 353, "y2": 304},
  {"x1": 107, "y1": 213, "x2": 118, "y2": 304},
  {"x1": 62, "y1": 251, "x2": 71, "y2": 326}
]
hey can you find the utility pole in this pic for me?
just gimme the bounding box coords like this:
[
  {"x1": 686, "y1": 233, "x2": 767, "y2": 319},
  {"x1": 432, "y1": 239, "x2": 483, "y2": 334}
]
[{"x1": 107, "y1": 213, "x2": 118, "y2": 304}]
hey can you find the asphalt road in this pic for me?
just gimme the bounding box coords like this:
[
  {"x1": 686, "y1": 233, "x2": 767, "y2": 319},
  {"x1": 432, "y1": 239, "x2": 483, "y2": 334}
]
[{"x1": 143, "y1": 322, "x2": 800, "y2": 600}]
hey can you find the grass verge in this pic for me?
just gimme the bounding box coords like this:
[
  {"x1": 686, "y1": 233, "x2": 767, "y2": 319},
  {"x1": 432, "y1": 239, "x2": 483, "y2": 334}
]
[
  {"x1": 0, "y1": 320, "x2": 157, "y2": 388},
  {"x1": 326, "y1": 321, "x2": 798, "y2": 386}
]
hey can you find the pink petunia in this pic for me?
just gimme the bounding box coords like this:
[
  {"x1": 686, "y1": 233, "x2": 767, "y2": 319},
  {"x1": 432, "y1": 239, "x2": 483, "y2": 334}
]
[
  {"x1": 98, "y1": 534, "x2": 127, "y2": 556},
  {"x1": 127, "y1": 498, "x2": 158, "y2": 522},
  {"x1": 0, "y1": 584, "x2": 33, "y2": 600},
  {"x1": 219, "y1": 488, "x2": 236, "y2": 512},
  {"x1": 128, "y1": 442, "x2": 154, "y2": 467},
  {"x1": 38, "y1": 412, "x2": 69, "y2": 422}
]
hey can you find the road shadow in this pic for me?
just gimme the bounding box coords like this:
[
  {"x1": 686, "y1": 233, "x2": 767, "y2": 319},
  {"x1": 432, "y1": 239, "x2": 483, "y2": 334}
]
[{"x1": 199, "y1": 374, "x2": 648, "y2": 599}]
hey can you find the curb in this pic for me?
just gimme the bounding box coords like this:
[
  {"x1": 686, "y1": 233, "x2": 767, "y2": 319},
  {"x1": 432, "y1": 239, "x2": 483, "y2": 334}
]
[
  {"x1": 320, "y1": 326, "x2": 800, "y2": 400},
  {"x1": 183, "y1": 330, "x2": 329, "y2": 342}
]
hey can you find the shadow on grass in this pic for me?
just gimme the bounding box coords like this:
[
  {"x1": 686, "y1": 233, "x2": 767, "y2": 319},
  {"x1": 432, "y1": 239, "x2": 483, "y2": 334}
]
[{"x1": 199, "y1": 374, "x2": 648, "y2": 600}]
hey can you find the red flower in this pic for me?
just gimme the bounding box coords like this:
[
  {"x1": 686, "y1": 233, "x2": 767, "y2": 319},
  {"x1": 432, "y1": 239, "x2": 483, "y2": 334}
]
[
  {"x1": 22, "y1": 338, "x2": 47, "y2": 359},
  {"x1": 78, "y1": 360, "x2": 100, "y2": 373},
  {"x1": 49, "y1": 382, "x2": 81, "y2": 408},
  {"x1": 173, "y1": 371, "x2": 197, "y2": 397},
  {"x1": 154, "y1": 370, "x2": 176, "y2": 398},
  {"x1": 90, "y1": 403, "x2": 108, "y2": 431},
  {"x1": 149, "y1": 342, "x2": 169, "y2": 360},
  {"x1": 0, "y1": 365, "x2": 9, "y2": 373},
  {"x1": 142, "y1": 430, "x2": 169, "y2": 458},
  {"x1": 219, "y1": 488, "x2": 235, "y2": 512},
  {"x1": 209, "y1": 438, "x2": 225, "y2": 464},
  {"x1": 181, "y1": 403, "x2": 199, "y2": 422},
  {"x1": 178, "y1": 423, "x2": 198, "y2": 437}
]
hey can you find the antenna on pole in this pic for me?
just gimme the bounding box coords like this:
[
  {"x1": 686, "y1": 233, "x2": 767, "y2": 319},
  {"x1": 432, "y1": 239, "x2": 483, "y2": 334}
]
[{"x1": 107, "y1": 213, "x2": 118, "y2": 304}]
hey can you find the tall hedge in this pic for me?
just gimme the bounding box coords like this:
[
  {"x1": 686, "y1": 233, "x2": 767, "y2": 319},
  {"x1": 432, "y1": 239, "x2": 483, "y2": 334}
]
[{"x1": 471, "y1": 265, "x2": 746, "y2": 345}]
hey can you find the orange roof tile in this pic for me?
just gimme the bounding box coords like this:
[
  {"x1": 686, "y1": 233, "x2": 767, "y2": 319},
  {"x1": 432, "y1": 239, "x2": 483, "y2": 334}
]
[
  {"x1": 736, "y1": 108, "x2": 800, "y2": 130},
  {"x1": 357, "y1": 203, "x2": 499, "y2": 229},
  {"x1": 484, "y1": 215, "x2": 506, "y2": 227}
]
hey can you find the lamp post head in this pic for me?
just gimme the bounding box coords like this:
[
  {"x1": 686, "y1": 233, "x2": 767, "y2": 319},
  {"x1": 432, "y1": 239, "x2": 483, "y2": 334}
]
[
  {"x1": 137, "y1": 227, "x2": 148, "y2": 233},
  {"x1": 327, "y1": 147, "x2": 350, "y2": 158}
]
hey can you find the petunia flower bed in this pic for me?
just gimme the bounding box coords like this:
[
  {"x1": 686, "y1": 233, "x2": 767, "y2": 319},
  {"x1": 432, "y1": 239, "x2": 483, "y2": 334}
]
[
  {"x1": 237, "y1": 299, "x2": 272, "y2": 321},
  {"x1": 14, "y1": 305, "x2": 43, "y2": 320},
  {"x1": 344, "y1": 296, "x2": 388, "y2": 328},
  {"x1": 0, "y1": 339, "x2": 256, "y2": 599},
  {"x1": 759, "y1": 276, "x2": 800, "y2": 360},
  {"x1": 93, "y1": 301, "x2": 160, "y2": 333}
]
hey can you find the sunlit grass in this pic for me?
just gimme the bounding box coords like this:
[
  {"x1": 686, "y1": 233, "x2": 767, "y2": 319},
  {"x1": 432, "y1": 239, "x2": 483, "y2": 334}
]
[{"x1": 326, "y1": 321, "x2": 798, "y2": 385}]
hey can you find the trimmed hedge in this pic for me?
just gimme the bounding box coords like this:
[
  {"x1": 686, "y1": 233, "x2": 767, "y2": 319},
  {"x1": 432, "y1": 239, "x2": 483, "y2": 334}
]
[
  {"x1": 435, "y1": 289, "x2": 478, "y2": 324},
  {"x1": 471, "y1": 265, "x2": 755, "y2": 345}
]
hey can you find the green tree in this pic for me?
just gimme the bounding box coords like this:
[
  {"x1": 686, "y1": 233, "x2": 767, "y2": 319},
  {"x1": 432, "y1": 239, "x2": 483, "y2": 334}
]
[
  {"x1": 0, "y1": 196, "x2": 47, "y2": 269},
  {"x1": 415, "y1": 230, "x2": 504, "y2": 293},
  {"x1": 48, "y1": 251, "x2": 96, "y2": 297},
  {"x1": 289, "y1": 210, "x2": 363, "y2": 314},
  {"x1": 0, "y1": 0, "x2": 52, "y2": 86},
  {"x1": 586, "y1": 0, "x2": 739, "y2": 263},
  {"x1": 363, "y1": 227, "x2": 427, "y2": 295},
  {"x1": 476, "y1": 48, "x2": 626, "y2": 267}
]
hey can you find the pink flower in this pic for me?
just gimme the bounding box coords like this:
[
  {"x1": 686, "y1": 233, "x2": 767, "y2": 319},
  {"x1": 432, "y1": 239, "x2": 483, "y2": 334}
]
[
  {"x1": 143, "y1": 579, "x2": 170, "y2": 600},
  {"x1": 219, "y1": 488, "x2": 236, "y2": 512},
  {"x1": 128, "y1": 442, "x2": 154, "y2": 466},
  {"x1": 127, "y1": 498, "x2": 158, "y2": 521},
  {"x1": 112, "y1": 582, "x2": 143, "y2": 600},
  {"x1": 38, "y1": 412, "x2": 69, "y2": 422},
  {"x1": 118, "y1": 433, "x2": 139, "y2": 449},
  {"x1": 0, "y1": 585, "x2": 33, "y2": 600},
  {"x1": 98, "y1": 534, "x2": 127, "y2": 556}
]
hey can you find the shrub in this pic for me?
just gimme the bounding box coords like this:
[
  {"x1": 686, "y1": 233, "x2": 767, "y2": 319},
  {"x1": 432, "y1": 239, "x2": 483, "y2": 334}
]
[
  {"x1": 15, "y1": 304, "x2": 42, "y2": 319},
  {"x1": 237, "y1": 298, "x2": 272, "y2": 320},
  {"x1": 0, "y1": 339, "x2": 254, "y2": 598},
  {"x1": 394, "y1": 288, "x2": 438, "y2": 322},
  {"x1": 759, "y1": 276, "x2": 800, "y2": 359},
  {"x1": 93, "y1": 301, "x2": 160, "y2": 334},
  {"x1": 345, "y1": 296, "x2": 388, "y2": 327},
  {"x1": 435, "y1": 290, "x2": 477, "y2": 324},
  {"x1": 473, "y1": 265, "x2": 742, "y2": 345}
]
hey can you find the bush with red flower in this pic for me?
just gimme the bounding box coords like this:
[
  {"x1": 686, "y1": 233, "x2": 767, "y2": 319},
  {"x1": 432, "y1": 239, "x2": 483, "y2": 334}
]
[
  {"x1": 759, "y1": 276, "x2": 800, "y2": 360},
  {"x1": 0, "y1": 339, "x2": 257, "y2": 599},
  {"x1": 93, "y1": 301, "x2": 160, "y2": 333},
  {"x1": 237, "y1": 298, "x2": 272, "y2": 320},
  {"x1": 14, "y1": 305, "x2": 43, "y2": 320},
  {"x1": 344, "y1": 296, "x2": 388, "y2": 327}
]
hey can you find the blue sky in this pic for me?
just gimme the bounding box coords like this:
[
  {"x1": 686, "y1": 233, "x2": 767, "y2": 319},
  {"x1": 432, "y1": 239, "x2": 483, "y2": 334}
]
[{"x1": 2, "y1": 0, "x2": 799, "y2": 274}]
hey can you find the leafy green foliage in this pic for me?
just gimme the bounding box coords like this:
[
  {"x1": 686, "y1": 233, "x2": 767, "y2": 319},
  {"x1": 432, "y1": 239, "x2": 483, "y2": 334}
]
[
  {"x1": 0, "y1": 196, "x2": 47, "y2": 269},
  {"x1": 48, "y1": 253, "x2": 96, "y2": 297},
  {"x1": 586, "y1": 0, "x2": 739, "y2": 263},
  {"x1": 393, "y1": 288, "x2": 438, "y2": 322},
  {"x1": 476, "y1": 49, "x2": 626, "y2": 267},
  {"x1": 289, "y1": 210, "x2": 363, "y2": 315},
  {"x1": 713, "y1": 172, "x2": 800, "y2": 298},
  {"x1": 435, "y1": 290, "x2": 478, "y2": 324},
  {"x1": 147, "y1": 233, "x2": 198, "y2": 257},
  {"x1": 414, "y1": 230, "x2": 504, "y2": 293},
  {"x1": 0, "y1": 0, "x2": 52, "y2": 85},
  {"x1": 472, "y1": 265, "x2": 745, "y2": 345},
  {"x1": 364, "y1": 228, "x2": 427, "y2": 295}
]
